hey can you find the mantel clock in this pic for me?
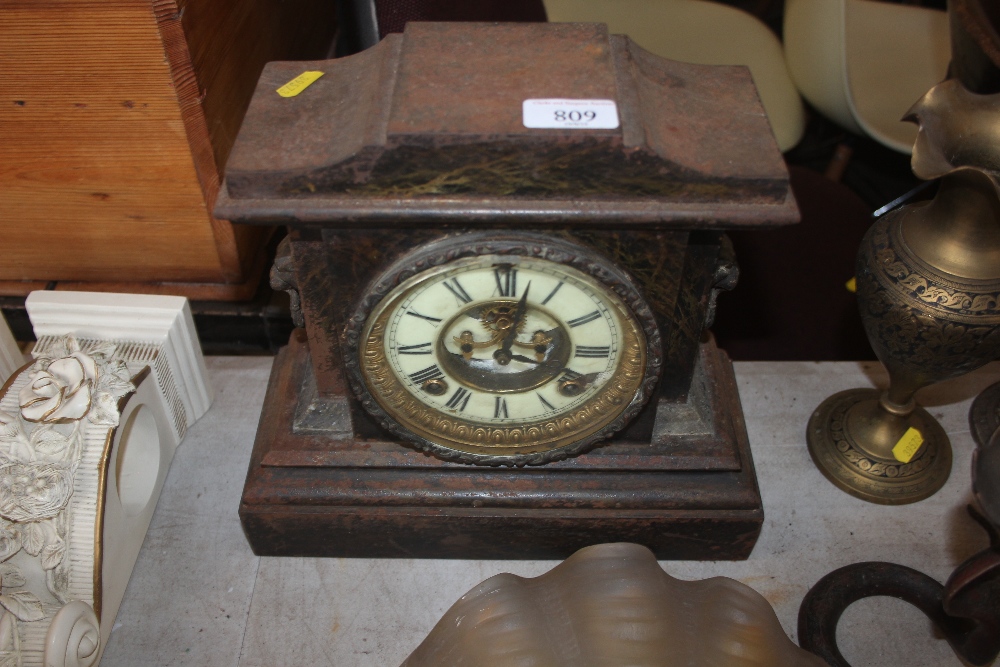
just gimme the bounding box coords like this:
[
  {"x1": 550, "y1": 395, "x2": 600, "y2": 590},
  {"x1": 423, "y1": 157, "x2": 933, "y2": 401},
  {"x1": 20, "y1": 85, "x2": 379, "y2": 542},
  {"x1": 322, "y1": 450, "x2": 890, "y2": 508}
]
[{"x1": 217, "y1": 22, "x2": 798, "y2": 559}]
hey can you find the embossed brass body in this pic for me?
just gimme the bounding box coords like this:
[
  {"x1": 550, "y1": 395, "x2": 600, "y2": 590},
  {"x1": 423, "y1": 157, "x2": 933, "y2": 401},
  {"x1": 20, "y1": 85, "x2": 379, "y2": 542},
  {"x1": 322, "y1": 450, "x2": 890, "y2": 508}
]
[{"x1": 808, "y1": 79, "x2": 1000, "y2": 504}]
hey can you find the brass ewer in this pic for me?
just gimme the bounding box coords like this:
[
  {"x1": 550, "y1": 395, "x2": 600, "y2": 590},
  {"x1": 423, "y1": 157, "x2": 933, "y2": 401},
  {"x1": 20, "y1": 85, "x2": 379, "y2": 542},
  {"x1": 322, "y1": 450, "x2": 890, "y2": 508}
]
[{"x1": 807, "y1": 80, "x2": 1000, "y2": 504}]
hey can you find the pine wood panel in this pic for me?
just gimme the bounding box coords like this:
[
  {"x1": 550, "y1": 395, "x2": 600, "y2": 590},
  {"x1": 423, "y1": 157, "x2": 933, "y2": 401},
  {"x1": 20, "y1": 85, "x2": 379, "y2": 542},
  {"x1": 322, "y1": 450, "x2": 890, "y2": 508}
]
[
  {"x1": 1, "y1": 0, "x2": 223, "y2": 283},
  {"x1": 0, "y1": 0, "x2": 336, "y2": 294}
]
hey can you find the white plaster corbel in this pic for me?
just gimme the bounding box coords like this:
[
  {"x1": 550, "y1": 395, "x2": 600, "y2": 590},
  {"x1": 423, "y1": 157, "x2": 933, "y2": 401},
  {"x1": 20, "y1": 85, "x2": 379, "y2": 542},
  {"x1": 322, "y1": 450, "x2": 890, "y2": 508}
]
[
  {"x1": 25, "y1": 292, "x2": 212, "y2": 442},
  {"x1": 0, "y1": 292, "x2": 214, "y2": 666}
]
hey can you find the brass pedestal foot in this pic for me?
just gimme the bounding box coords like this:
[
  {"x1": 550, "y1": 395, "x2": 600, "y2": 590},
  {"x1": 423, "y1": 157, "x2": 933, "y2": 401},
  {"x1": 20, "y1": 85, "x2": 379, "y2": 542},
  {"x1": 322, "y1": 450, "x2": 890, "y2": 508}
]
[{"x1": 807, "y1": 389, "x2": 951, "y2": 504}]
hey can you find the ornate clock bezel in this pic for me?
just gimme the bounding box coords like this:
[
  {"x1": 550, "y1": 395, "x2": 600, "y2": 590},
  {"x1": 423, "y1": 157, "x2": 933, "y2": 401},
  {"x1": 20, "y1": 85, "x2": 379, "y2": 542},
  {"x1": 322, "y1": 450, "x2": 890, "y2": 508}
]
[{"x1": 343, "y1": 232, "x2": 663, "y2": 466}]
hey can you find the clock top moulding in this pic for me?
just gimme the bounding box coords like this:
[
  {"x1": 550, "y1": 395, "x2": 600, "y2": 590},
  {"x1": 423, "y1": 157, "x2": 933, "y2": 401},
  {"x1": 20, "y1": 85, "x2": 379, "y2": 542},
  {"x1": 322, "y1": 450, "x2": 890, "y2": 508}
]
[{"x1": 216, "y1": 21, "x2": 798, "y2": 227}]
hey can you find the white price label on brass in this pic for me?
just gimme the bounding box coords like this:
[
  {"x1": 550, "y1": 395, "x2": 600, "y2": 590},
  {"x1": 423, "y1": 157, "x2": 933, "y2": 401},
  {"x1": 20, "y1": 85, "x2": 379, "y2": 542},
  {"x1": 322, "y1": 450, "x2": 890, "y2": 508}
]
[{"x1": 522, "y1": 99, "x2": 620, "y2": 129}]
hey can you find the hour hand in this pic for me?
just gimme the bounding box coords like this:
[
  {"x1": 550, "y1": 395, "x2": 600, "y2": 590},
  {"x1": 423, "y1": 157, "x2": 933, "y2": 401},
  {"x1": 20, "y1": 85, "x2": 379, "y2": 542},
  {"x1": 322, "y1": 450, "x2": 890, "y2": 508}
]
[
  {"x1": 509, "y1": 353, "x2": 540, "y2": 365},
  {"x1": 506, "y1": 282, "x2": 531, "y2": 349},
  {"x1": 510, "y1": 355, "x2": 600, "y2": 394}
]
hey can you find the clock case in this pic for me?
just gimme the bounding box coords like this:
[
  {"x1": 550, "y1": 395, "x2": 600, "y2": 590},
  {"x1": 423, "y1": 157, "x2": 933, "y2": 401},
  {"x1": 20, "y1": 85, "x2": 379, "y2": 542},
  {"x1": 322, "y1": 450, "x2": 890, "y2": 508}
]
[{"x1": 217, "y1": 22, "x2": 799, "y2": 559}]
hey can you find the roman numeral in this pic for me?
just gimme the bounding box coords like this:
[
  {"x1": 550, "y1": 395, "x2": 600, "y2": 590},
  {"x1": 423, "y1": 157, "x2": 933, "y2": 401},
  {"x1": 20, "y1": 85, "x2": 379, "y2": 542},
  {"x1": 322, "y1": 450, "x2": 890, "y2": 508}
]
[
  {"x1": 575, "y1": 345, "x2": 610, "y2": 358},
  {"x1": 398, "y1": 342, "x2": 433, "y2": 355},
  {"x1": 494, "y1": 396, "x2": 509, "y2": 419},
  {"x1": 537, "y1": 393, "x2": 555, "y2": 411},
  {"x1": 559, "y1": 369, "x2": 583, "y2": 383},
  {"x1": 567, "y1": 311, "x2": 601, "y2": 328},
  {"x1": 408, "y1": 364, "x2": 444, "y2": 384},
  {"x1": 493, "y1": 266, "x2": 517, "y2": 297},
  {"x1": 541, "y1": 281, "x2": 564, "y2": 305},
  {"x1": 445, "y1": 387, "x2": 471, "y2": 411},
  {"x1": 406, "y1": 310, "x2": 442, "y2": 324},
  {"x1": 443, "y1": 278, "x2": 472, "y2": 304}
]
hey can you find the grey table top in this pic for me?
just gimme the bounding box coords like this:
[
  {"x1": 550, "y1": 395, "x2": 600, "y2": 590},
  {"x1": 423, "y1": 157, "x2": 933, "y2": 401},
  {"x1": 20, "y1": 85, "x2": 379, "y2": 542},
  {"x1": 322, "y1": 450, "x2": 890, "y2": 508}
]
[{"x1": 100, "y1": 357, "x2": 1000, "y2": 667}]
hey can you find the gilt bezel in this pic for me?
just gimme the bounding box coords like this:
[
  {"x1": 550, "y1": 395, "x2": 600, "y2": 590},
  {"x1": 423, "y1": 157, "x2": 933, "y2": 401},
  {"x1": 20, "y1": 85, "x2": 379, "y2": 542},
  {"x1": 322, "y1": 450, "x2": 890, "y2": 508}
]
[{"x1": 343, "y1": 233, "x2": 663, "y2": 466}]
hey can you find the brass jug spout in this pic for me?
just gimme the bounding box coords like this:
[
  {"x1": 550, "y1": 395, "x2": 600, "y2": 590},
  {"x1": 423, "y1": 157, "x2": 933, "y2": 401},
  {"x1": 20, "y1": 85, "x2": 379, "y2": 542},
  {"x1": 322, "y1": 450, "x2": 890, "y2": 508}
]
[{"x1": 907, "y1": 79, "x2": 1000, "y2": 179}]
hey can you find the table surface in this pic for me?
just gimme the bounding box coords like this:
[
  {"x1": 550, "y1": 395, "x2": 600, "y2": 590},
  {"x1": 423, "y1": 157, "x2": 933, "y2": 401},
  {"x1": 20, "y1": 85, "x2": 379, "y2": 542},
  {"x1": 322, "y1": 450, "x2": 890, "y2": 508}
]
[{"x1": 99, "y1": 357, "x2": 1000, "y2": 667}]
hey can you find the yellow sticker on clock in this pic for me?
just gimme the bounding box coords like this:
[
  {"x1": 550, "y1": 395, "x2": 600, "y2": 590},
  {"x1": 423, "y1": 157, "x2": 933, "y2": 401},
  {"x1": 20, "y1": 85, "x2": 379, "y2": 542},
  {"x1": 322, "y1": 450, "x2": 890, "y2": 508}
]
[
  {"x1": 892, "y1": 427, "x2": 924, "y2": 463},
  {"x1": 845, "y1": 277, "x2": 857, "y2": 293},
  {"x1": 276, "y1": 71, "x2": 324, "y2": 98}
]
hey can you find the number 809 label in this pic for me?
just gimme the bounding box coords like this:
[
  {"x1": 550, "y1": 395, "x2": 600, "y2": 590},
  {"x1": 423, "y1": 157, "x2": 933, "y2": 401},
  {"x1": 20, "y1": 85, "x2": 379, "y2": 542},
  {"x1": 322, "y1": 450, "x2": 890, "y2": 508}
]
[{"x1": 522, "y1": 99, "x2": 620, "y2": 129}]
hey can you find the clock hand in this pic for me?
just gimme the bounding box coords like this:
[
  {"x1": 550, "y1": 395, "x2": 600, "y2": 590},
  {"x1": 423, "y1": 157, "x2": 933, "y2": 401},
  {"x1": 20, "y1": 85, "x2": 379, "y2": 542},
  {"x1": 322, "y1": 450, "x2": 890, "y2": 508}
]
[
  {"x1": 494, "y1": 282, "x2": 531, "y2": 366},
  {"x1": 509, "y1": 353, "x2": 541, "y2": 365},
  {"x1": 506, "y1": 354, "x2": 600, "y2": 391}
]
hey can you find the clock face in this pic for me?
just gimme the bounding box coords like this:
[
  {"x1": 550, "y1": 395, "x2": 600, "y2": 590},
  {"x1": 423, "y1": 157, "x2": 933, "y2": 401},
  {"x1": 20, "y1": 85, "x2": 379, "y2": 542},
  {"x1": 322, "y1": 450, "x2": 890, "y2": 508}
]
[{"x1": 357, "y1": 253, "x2": 652, "y2": 463}]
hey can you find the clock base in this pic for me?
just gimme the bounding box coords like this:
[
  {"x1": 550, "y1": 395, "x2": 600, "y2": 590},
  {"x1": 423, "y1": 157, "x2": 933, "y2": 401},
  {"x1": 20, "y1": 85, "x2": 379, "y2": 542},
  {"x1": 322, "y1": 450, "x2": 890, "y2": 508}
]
[{"x1": 239, "y1": 330, "x2": 763, "y2": 560}]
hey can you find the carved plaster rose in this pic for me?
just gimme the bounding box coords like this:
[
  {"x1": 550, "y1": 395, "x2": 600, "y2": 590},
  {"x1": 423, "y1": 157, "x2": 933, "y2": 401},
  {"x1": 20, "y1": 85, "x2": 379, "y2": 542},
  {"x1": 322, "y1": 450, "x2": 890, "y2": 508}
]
[
  {"x1": 17, "y1": 354, "x2": 98, "y2": 424},
  {"x1": 0, "y1": 463, "x2": 74, "y2": 523}
]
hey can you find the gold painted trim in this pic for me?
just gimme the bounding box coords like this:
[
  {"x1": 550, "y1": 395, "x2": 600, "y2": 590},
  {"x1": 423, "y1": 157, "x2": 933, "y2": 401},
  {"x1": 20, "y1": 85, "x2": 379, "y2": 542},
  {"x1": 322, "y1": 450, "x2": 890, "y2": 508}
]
[{"x1": 93, "y1": 365, "x2": 151, "y2": 622}]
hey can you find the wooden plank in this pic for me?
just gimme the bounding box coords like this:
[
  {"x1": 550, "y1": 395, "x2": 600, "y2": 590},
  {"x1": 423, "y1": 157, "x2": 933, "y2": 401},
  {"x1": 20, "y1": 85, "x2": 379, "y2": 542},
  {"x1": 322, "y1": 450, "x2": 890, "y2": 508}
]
[
  {"x1": 0, "y1": 0, "x2": 224, "y2": 283},
  {"x1": 0, "y1": 0, "x2": 335, "y2": 290},
  {"x1": 150, "y1": 0, "x2": 240, "y2": 281}
]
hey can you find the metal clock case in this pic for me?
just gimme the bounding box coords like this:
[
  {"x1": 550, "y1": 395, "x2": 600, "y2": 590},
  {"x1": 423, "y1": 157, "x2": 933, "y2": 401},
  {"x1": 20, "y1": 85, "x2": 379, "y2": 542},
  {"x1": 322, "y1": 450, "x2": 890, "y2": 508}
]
[
  {"x1": 344, "y1": 233, "x2": 662, "y2": 466},
  {"x1": 217, "y1": 22, "x2": 799, "y2": 560}
]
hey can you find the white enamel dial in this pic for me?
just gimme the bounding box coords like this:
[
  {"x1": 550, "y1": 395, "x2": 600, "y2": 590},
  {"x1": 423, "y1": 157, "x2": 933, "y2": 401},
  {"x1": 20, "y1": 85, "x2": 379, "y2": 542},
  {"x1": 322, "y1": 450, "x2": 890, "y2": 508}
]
[
  {"x1": 388, "y1": 255, "x2": 624, "y2": 423},
  {"x1": 358, "y1": 253, "x2": 648, "y2": 459}
]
